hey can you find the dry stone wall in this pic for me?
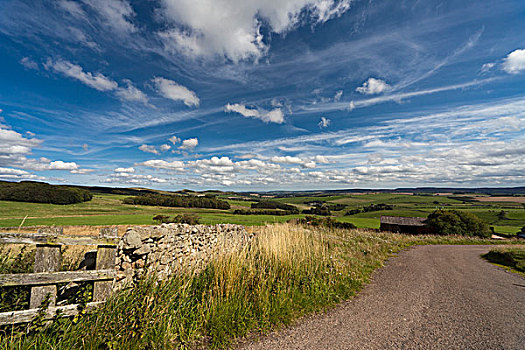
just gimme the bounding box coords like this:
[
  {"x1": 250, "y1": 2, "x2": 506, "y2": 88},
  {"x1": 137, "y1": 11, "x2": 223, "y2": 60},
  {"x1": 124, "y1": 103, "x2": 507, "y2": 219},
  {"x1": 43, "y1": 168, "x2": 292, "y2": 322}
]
[{"x1": 115, "y1": 223, "x2": 252, "y2": 285}]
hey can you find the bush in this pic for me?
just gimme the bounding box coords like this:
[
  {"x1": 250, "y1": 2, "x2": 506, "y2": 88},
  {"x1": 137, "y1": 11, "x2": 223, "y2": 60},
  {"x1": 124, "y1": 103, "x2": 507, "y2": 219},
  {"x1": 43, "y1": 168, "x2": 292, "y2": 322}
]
[
  {"x1": 345, "y1": 203, "x2": 394, "y2": 216},
  {"x1": 482, "y1": 248, "x2": 525, "y2": 272},
  {"x1": 425, "y1": 210, "x2": 491, "y2": 238},
  {"x1": 124, "y1": 194, "x2": 230, "y2": 209},
  {"x1": 302, "y1": 207, "x2": 331, "y2": 216},
  {"x1": 290, "y1": 216, "x2": 357, "y2": 229},
  {"x1": 0, "y1": 181, "x2": 92, "y2": 205},
  {"x1": 152, "y1": 214, "x2": 200, "y2": 225}
]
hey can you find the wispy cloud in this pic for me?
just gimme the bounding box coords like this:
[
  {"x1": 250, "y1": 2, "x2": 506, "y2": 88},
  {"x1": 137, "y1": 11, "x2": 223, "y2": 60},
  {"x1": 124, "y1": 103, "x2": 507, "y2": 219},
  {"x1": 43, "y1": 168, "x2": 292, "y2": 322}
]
[
  {"x1": 225, "y1": 103, "x2": 284, "y2": 124},
  {"x1": 153, "y1": 77, "x2": 200, "y2": 107}
]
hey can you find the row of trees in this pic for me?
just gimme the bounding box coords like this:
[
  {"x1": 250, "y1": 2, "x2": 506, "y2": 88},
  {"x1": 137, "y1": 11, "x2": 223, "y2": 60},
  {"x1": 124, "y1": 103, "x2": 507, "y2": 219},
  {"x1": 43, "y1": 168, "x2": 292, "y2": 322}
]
[
  {"x1": 123, "y1": 194, "x2": 231, "y2": 209},
  {"x1": 0, "y1": 181, "x2": 92, "y2": 204},
  {"x1": 153, "y1": 214, "x2": 201, "y2": 225},
  {"x1": 302, "y1": 207, "x2": 331, "y2": 216},
  {"x1": 345, "y1": 203, "x2": 394, "y2": 215},
  {"x1": 290, "y1": 216, "x2": 357, "y2": 229},
  {"x1": 233, "y1": 209, "x2": 297, "y2": 216},
  {"x1": 251, "y1": 200, "x2": 299, "y2": 214}
]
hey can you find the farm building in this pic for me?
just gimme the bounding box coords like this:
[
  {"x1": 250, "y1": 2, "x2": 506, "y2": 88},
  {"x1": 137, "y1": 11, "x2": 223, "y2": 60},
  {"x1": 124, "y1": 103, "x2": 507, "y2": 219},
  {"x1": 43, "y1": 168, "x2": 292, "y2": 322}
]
[{"x1": 380, "y1": 216, "x2": 432, "y2": 234}]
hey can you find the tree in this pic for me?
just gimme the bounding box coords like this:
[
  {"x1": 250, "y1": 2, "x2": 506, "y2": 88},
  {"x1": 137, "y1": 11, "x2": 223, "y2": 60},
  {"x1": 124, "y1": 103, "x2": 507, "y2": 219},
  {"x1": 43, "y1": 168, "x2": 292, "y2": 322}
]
[{"x1": 425, "y1": 210, "x2": 491, "y2": 238}]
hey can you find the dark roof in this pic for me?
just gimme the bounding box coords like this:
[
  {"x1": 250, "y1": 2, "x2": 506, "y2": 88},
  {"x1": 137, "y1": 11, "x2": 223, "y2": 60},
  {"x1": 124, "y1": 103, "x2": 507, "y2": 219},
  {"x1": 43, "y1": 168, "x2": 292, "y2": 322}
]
[{"x1": 380, "y1": 216, "x2": 427, "y2": 226}]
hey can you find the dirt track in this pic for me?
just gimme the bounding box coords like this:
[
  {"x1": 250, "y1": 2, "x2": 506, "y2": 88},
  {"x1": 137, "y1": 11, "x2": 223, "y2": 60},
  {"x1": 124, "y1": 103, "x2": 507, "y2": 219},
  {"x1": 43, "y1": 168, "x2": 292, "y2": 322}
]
[{"x1": 238, "y1": 245, "x2": 525, "y2": 350}]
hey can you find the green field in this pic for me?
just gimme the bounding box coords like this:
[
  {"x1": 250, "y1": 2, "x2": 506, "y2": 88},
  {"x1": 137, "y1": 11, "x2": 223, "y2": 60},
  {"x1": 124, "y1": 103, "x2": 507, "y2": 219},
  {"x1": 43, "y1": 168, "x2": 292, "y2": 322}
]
[{"x1": 0, "y1": 192, "x2": 523, "y2": 234}]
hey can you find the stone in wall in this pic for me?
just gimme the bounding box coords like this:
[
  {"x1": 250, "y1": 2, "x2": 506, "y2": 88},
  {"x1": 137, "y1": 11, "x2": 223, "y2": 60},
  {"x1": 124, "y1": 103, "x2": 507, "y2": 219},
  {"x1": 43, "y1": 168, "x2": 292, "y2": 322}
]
[{"x1": 115, "y1": 223, "x2": 253, "y2": 286}]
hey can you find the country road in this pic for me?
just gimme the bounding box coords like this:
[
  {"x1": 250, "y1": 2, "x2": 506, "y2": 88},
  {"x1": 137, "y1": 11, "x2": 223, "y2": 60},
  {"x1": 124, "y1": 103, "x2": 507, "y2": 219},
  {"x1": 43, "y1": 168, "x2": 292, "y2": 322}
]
[{"x1": 238, "y1": 245, "x2": 525, "y2": 350}]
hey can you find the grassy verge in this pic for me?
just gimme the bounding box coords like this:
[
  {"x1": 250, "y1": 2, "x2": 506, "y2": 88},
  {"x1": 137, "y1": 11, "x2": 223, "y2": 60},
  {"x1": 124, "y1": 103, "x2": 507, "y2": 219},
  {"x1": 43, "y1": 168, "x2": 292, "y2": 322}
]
[
  {"x1": 482, "y1": 247, "x2": 525, "y2": 276},
  {"x1": 1, "y1": 224, "x2": 523, "y2": 349}
]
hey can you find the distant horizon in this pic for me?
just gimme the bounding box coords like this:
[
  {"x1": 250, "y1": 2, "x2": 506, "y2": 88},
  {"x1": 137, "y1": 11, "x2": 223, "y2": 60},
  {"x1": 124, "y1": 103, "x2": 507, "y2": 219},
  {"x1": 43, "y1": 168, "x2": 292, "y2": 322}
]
[
  {"x1": 3, "y1": 179, "x2": 524, "y2": 194},
  {"x1": 1, "y1": 1, "x2": 524, "y2": 190}
]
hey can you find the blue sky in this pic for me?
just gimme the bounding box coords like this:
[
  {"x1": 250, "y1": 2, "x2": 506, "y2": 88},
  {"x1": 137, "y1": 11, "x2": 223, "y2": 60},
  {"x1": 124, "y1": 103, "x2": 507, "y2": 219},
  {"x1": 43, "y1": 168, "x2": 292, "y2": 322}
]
[{"x1": 0, "y1": 0, "x2": 524, "y2": 191}]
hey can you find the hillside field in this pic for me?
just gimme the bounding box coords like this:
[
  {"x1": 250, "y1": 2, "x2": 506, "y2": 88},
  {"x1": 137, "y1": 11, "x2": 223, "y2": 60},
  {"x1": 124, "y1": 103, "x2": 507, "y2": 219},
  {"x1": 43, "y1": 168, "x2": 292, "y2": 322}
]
[{"x1": 0, "y1": 192, "x2": 523, "y2": 235}]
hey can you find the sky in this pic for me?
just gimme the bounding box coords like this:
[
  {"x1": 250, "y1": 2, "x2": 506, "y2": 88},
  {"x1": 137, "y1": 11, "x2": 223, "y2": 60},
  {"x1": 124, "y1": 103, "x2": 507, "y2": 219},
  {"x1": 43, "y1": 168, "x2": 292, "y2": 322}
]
[{"x1": 0, "y1": 0, "x2": 524, "y2": 191}]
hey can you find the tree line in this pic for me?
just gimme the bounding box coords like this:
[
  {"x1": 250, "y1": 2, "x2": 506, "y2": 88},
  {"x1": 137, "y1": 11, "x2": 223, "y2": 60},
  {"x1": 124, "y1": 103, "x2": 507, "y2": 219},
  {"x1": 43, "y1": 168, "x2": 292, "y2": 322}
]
[
  {"x1": 233, "y1": 209, "x2": 298, "y2": 216},
  {"x1": 123, "y1": 194, "x2": 231, "y2": 209},
  {"x1": 0, "y1": 181, "x2": 92, "y2": 204},
  {"x1": 251, "y1": 200, "x2": 299, "y2": 214},
  {"x1": 345, "y1": 203, "x2": 394, "y2": 215}
]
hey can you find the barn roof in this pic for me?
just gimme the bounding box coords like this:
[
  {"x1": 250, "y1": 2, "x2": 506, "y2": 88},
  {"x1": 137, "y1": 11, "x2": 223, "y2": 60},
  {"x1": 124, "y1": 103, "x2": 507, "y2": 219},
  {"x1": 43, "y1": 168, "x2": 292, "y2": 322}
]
[{"x1": 380, "y1": 216, "x2": 427, "y2": 226}]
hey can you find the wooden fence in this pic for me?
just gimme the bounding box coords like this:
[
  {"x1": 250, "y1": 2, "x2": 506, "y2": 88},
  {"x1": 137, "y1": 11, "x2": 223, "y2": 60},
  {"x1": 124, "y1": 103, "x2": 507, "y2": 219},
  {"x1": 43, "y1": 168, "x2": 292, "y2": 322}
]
[{"x1": 0, "y1": 227, "x2": 119, "y2": 326}]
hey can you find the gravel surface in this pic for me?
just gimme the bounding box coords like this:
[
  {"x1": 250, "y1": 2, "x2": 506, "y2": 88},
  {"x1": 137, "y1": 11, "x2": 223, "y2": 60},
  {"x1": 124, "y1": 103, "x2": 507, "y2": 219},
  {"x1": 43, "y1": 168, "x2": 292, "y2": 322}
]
[{"x1": 238, "y1": 245, "x2": 525, "y2": 350}]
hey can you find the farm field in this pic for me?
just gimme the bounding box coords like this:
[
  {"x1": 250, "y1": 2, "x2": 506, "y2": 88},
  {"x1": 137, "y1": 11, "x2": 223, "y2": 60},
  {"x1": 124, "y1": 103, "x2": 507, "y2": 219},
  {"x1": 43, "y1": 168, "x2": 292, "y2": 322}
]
[{"x1": 0, "y1": 192, "x2": 523, "y2": 235}]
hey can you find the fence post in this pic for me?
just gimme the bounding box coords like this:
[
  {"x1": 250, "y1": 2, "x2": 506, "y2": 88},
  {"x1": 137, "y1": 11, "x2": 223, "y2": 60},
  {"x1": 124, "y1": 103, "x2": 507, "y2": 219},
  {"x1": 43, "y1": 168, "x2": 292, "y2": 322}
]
[
  {"x1": 29, "y1": 247, "x2": 61, "y2": 309},
  {"x1": 30, "y1": 227, "x2": 63, "y2": 309},
  {"x1": 93, "y1": 228, "x2": 117, "y2": 302}
]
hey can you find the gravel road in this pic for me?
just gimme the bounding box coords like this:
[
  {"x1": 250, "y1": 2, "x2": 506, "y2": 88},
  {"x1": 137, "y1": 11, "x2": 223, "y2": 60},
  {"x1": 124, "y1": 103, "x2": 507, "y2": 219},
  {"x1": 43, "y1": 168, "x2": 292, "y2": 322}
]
[{"x1": 238, "y1": 245, "x2": 525, "y2": 350}]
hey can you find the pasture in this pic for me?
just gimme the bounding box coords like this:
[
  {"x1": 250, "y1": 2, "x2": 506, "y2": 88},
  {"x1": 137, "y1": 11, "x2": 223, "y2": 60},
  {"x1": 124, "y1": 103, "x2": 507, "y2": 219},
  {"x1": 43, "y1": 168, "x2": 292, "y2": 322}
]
[{"x1": 0, "y1": 192, "x2": 523, "y2": 235}]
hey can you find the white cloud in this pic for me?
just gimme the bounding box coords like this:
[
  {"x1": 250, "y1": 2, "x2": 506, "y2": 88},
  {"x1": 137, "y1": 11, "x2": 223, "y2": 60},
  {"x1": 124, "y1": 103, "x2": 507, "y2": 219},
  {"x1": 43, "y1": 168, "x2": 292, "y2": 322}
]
[
  {"x1": 138, "y1": 144, "x2": 159, "y2": 154},
  {"x1": 318, "y1": 116, "x2": 330, "y2": 128},
  {"x1": 356, "y1": 78, "x2": 391, "y2": 95},
  {"x1": 70, "y1": 168, "x2": 95, "y2": 174},
  {"x1": 334, "y1": 90, "x2": 343, "y2": 101},
  {"x1": 57, "y1": 0, "x2": 86, "y2": 18},
  {"x1": 502, "y1": 49, "x2": 525, "y2": 74},
  {"x1": 270, "y1": 156, "x2": 315, "y2": 168},
  {"x1": 115, "y1": 167, "x2": 135, "y2": 173},
  {"x1": 179, "y1": 138, "x2": 199, "y2": 150},
  {"x1": 48, "y1": 160, "x2": 78, "y2": 171},
  {"x1": 225, "y1": 103, "x2": 284, "y2": 124},
  {"x1": 115, "y1": 80, "x2": 148, "y2": 103},
  {"x1": 45, "y1": 59, "x2": 118, "y2": 91},
  {"x1": 20, "y1": 57, "x2": 38, "y2": 70},
  {"x1": 0, "y1": 167, "x2": 40, "y2": 180},
  {"x1": 160, "y1": 144, "x2": 171, "y2": 152},
  {"x1": 105, "y1": 172, "x2": 167, "y2": 184},
  {"x1": 158, "y1": 0, "x2": 352, "y2": 62},
  {"x1": 169, "y1": 136, "x2": 181, "y2": 144},
  {"x1": 481, "y1": 62, "x2": 495, "y2": 73},
  {"x1": 141, "y1": 159, "x2": 184, "y2": 171},
  {"x1": 82, "y1": 0, "x2": 136, "y2": 34},
  {"x1": 152, "y1": 77, "x2": 199, "y2": 107},
  {"x1": 315, "y1": 155, "x2": 330, "y2": 164},
  {"x1": 348, "y1": 101, "x2": 355, "y2": 111}
]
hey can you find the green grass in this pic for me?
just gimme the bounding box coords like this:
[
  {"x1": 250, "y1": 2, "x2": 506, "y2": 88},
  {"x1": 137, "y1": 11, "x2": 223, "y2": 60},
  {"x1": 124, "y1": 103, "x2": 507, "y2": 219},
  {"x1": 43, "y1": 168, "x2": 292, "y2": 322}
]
[
  {"x1": 335, "y1": 217, "x2": 380, "y2": 229},
  {"x1": 482, "y1": 247, "x2": 525, "y2": 275},
  {"x1": 0, "y1": 193, "x2": 523, "y2": 230}
]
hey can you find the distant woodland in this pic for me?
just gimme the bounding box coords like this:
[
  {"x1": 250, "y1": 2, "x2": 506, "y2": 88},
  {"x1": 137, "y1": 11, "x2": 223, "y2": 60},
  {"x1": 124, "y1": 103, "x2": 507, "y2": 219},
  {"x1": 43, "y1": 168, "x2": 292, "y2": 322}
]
[
  {"x1": 0, "y1": 181, "x2": 93, "y2": 204},
  {"x1": 123, "y1": 193, "x2": 231, "y2": 209}
]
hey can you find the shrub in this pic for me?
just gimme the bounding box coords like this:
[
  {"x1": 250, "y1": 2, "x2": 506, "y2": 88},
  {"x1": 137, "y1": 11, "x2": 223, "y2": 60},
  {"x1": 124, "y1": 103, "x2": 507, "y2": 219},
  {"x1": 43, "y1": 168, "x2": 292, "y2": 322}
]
[
  {"x1": 290, "y1": 216, "x2": 357, "y2": 229},
  {"x1": 425, "y1": 210, "x2": 491, "y2": 238},
  {"x1": 152, "y1": 214, "x2": 200, "y2": 225},
  {"x1": 482, "y1": 248, "x2": 525, "y2": 273},
  {"x1": 302, "y1": 207, "x2": 331, "y2": 216},
  {"x1": 345, "y1": 203, "x2": 393, "y2": 216}
]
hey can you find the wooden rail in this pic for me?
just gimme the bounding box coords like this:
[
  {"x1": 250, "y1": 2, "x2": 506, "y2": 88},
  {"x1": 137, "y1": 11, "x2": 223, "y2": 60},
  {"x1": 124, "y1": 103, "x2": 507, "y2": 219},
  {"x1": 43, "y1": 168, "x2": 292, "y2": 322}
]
[
  {"x1": 0, "y1": 232, "x2": 119, "y2": 246},
  {"x1": 0, "y1": 302, "x2": 105, "y2": 325},
  {"x1": 0, "y1": 269, "x2": 116, "y2": 287},
  {"x1": 0, "y1": 227, "x2": 119, "y2": 326}
]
